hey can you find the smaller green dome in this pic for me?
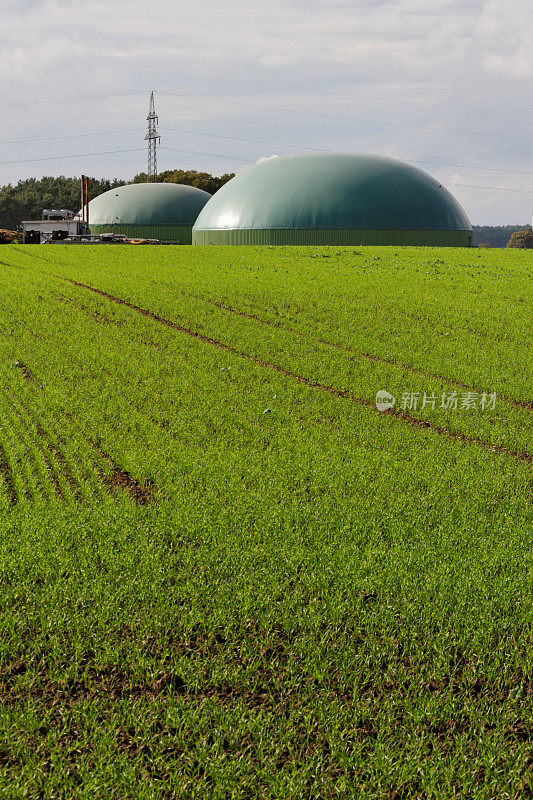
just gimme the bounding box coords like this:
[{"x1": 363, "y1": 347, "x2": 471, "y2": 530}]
[{"x1": 88, "y1": 182, "x2": 211, "y2": 226}]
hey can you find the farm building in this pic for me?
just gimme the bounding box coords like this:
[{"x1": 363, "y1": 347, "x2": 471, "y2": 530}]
[
  {"x1": 88, "y1": 183, "x2": 211, "y2": 244},
  {"x1": 192, "y1": 153, "x2": 472, "y2": 246}
]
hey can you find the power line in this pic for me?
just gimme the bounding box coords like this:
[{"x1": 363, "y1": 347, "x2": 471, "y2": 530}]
[
  {"x1": 0, "y1": 142, "x2": 530, "y2": 195},
  {"x1": 161, "y1": 148, "x2": 533, "y2": 192},
  {"x1": 161, "y1": 151, "x2": 533, "y2": 192},
  {"x1": 0, "y1": 88, "x2": 530, "y2": 144},
  {"x1": 447, "y1": 182, "x2": 533, "y2": 194},
  {"x1": 159, "y1": 146, "x2": 254, "y2": 163},
  {"x1": 0, "y1": 148, "x2": 145, "y2": 166},
  {"x1": 0, "y1": 91, "x2": 148, "y2": 109},
  {"x1": 158, "y1": 91, "x2": 533, "y2": 143},
  {"x1": 0, "y1": 129, "x2": 143, "y2": 147},
  {"x1": 160, "y1": 126, "x2": 533, "y2": 178},
  {"x1": 410, "y1": 159, "x2": 533, "y2": 177},
  {"x1": 1, "y1": 121, "x2": 530, "y2": 179},
  {"x1": 161, "y1": 126, "x2": 330, "y2": 153},
  {"x1": 0, "y1": 145, "x2": 250, "y2": 168}
]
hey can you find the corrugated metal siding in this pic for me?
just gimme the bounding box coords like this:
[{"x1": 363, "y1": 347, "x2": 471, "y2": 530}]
[
  {"x1": 192, "y1": 228, "x2": 473, "y2": 247},
  {"x1": 90, "y1": 224, "x2": 193, "y2": 244}
]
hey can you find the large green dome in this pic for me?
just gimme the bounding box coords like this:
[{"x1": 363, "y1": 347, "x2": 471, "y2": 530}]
[
  {"x1": 89, "y1": 183, "x2": 211, "y2": 243},
  {"x1": 192, "y1": 153, "x2": 472, "y2": 246}
]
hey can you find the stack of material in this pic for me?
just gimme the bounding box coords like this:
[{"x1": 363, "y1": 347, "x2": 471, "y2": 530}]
[
  {"x1": 507, "y1": 230, "x2": 533, "y2": 248},
  {"x1": 0, "y1": 229, "x2": 22, "y2": 244}
]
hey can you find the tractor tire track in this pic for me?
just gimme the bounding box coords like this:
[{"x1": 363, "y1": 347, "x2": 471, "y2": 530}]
[
  {"x1": 7, "y1": 367, "x2": 119, "y2": 503},
  {"x1": 11, "y1": 250, "x2": 531, "y2": 411},
  {"x1": 85, "y1": 437, "x2": 153, "y2": 505},
  {"x1": 2, "y1": 296, "x2": 155, "y2": 504},
  {"x1": 3, "y1": 394, "x2": 62, "y2": 502},
  {"x1": 6, "y1": 379, "x2": 85, "y2": 502},
  {"x1": 183, "y1": 293, "x2": 533, "y2": 413},
  {"x1": 0, "y1": 413, "x2": 34, "y2": 504},
  {"x1": 15, "y1": 388, "x2": 148, "y2": 504},
  {"x1": 0, "y1": 443, "x2": 17, "y2": 505},
  {"x1": 36, "y1": 428, "x2": 81, "y2": 501},
  {"x1": 57, "y1": 277, "x2": 532, "y2": 466}
]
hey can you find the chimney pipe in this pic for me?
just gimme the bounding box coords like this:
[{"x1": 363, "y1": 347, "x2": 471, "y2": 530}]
[
  {"x1": 85, "y1": 176, "x2": 89, "y2": 229},
  {"x1": 81, "y1": 175, "x2": 85, "y2": 226}
]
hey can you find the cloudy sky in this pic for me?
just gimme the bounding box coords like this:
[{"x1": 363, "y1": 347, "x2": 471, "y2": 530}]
[{"x1": 1, "y1": 0, "x2": 532, "y2": 224}]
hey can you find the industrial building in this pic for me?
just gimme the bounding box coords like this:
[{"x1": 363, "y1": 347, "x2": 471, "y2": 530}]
[
  {"x1": 192, "y1": 153, "x2": 473, "y2": 246},
  {"x1": 21, "y1": 209, "x2": 89, "y2": 244},
  {"x1": 88, "y1": 182, "x2": 211, "y2": 244}
]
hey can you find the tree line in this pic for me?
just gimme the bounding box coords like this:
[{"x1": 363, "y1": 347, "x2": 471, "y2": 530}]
[
  {"x1": 132, "y1": 169, "x2": 234, "y2": 195},
  {"x1": 0, "y1": 176, "x2": 124, "y2": 231},
  {"x1": 473, "y1": 225, "x2": 531, "y2": 248},
  {"x1": 0, "y1": 170, "x2": 235, "y2": 231}
]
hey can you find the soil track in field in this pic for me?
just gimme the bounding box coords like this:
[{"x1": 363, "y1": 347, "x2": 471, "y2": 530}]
[
  {"x1": 10, "y1": 249, "x2": 530, "y2": 411},
  {"x1": 14, "y1": 361, "x2": 38, "y2": 384},
  {"x1": 38, "y1": 447, "x2": 64, "y2": 500},
  {"x1": 5, "y1": 384, "x2": 86, "y2": 503},
  {"x1": 36, "y1": 427, "x2": 83, "y2": 502},
  {"x1": 12, "y1": 408, "x2": 64, "y2": 502},
  {"x1": 4, "y1": 378, "x2": 145, "y2": 505},
  {"x1": 106, "y1": 465, "x2": 153, "y2": 505},
  {"x1": 183, "y1": 293, "x2": 533, "y2": 413},
  {"x1": 57, "y1": 277, "x2": 533, "y2": 466},
  {"x1": 0, "y1": 444, "x2": 17, "y2": 505},
  {"x1": 85, "y1": 436, "x2": 153, "y2": 505}
]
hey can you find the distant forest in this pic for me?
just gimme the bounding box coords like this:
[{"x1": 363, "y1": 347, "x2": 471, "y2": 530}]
[
  {"x1": 132, "y1": 169, "x2": 235, "y2": 195},
  {"x1": 0, "y1": 176, "x2": 125, "y2": 232},
  {"x1": 473, "y1": 225, "x2": 532, "y2": 248},
  {"x1": 0, "y1": 173, "x2": 529, "y2": 247}
]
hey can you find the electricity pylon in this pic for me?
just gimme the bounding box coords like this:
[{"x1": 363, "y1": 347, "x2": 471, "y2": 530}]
[{"x1": 145, "y1": 91, "x2": 160, "y2": 179}]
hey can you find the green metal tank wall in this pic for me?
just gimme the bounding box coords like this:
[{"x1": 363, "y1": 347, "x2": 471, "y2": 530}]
[
  {"x1": 88, "y1": 183, "x2": 211, "y2": 244},
  {"x1": 192, "y1": 153, "x2": 472, "y2": 247},
  {"x1": 89, "y1": 223, "x2": 195, "y2": 244}
]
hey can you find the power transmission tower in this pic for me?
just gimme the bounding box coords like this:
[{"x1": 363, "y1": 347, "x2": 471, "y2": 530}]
[{"x1": 145, "y1": 91, "x2": 160, "y2": 179}]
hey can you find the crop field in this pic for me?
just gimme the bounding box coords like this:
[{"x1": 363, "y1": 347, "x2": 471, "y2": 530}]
[{"x1": 0, "y1": 242, "x2": 531, "y2": 799}]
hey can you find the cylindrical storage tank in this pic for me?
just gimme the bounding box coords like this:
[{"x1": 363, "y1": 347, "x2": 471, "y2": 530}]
[
  {"x1": 89, "y1": 183, "x2": 211, "y2": 243},
  {"x1": 192, "y1": 153, "x2": 472, "y2": 246}
]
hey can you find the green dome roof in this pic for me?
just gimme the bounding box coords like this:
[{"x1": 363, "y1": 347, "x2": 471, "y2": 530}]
[
  {"x1": 193, "y1": 153, "x2": 471, "y2": 233},
  {"x1": 88, "y1": 182, "x2": 211, "y2": 226}
]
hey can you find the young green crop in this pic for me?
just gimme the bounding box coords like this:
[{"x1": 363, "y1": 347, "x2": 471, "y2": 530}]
[{"x1": 0, "y1": 243, "x2": 531, "y2": 799}]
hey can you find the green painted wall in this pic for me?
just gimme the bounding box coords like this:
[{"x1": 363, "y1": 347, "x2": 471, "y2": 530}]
[
  {"x1": 90, "y1": 224, "x2": 194, "y2": 244},
  {"x1": 192, "y1": 228, "x2": 473, "y2": 247}
]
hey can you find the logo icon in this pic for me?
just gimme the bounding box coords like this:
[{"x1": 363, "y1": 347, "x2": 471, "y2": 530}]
[{"x1": 375, "y1": 390, "x2": 395, "y2": 412}]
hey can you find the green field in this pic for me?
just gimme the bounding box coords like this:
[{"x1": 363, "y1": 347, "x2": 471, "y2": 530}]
[{"x1": 0, "y1": 243, "x2": 531, "y2": 799}]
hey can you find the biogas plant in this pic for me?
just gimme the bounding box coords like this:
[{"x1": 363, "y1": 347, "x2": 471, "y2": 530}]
[
  {"x1": 22, "y1": 93, "x2": 473, "y2": 247},
  {"x1": 193, "y1": 153, "x2": 472, "y2": 247},
  {"x1": 86, "y1": 151, "x2": 473, "y2": 247}
]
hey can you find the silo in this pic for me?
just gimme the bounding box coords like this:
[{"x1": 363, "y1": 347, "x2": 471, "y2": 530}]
[
  {"x1": 192, "y1": 153, "x2": 472, "y2": 246},
  {"x1": 89, "y1": 183, "x2": 211, "y2": 244}
]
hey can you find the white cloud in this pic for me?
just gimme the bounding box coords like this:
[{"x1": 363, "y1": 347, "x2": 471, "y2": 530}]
[{"x1": 475, "y1": 0, "x2": 533, "y2": 77}]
